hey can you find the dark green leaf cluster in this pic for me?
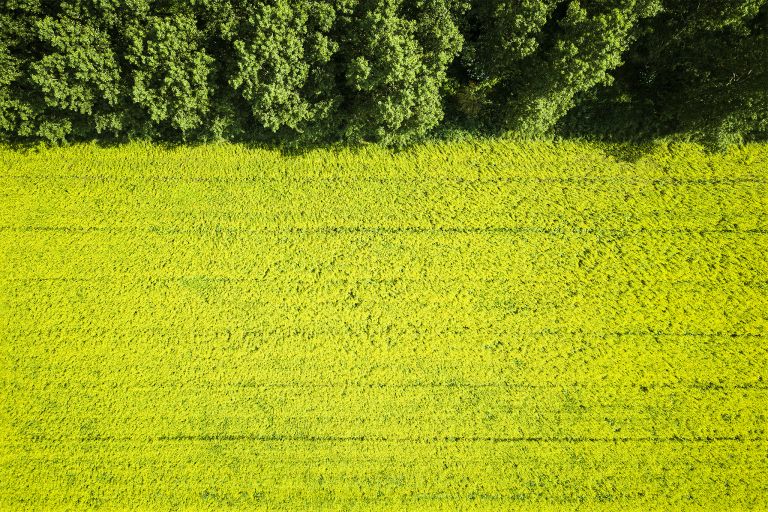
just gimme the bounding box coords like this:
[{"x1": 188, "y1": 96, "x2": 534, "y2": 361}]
[{"x1": 1, "y1": 0, "x2": 765, "y2": 145}]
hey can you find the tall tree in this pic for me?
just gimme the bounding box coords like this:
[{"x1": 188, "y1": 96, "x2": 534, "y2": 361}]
[
  {"x1": 339, "y1": 0, "x2": 464, "y2": 146},
  {"x1": 458, "y1": 0, "x2": 661, "y2": 136},
  {"x1": 124, "y1": 10, "x2": 214, "y2": 137},
  {"x1": 224, "y1": 0, "x2": 340, "y2": 141},
  {"x1": 29, "y1": 14, "x2": 122, "y2": 139},
  {"x1": 0, "y1": 0, "x2": 44, "y2": 140},
  {"x1": 627, "y1": 0, "x2": 768, "y2": 145}
]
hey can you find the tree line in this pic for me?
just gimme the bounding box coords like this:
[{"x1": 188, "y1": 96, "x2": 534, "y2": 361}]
[{"x1": 1, "y1": 0, "x2": 766, "y2": 146}]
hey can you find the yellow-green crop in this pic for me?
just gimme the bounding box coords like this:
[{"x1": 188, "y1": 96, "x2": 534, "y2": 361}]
[{"x1": 1, "y1": 140, "x2": 767, "y2": 510}]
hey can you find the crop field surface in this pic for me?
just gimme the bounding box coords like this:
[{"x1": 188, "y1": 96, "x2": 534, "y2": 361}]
[{"x1": 1, "y1": 141, "x2": 767, "y2": 510}]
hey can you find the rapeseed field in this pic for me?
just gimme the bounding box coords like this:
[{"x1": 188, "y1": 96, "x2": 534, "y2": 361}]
[{"x1": 1, "y1": 140, "x2": 767, "y2": 510}]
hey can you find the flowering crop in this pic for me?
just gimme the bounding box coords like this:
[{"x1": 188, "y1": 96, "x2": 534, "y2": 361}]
[{"x1": 1, "y1": 141, "x2": 766, "y2": 510}]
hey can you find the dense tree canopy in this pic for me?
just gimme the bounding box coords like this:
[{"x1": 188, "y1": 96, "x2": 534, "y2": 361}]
[{"x1": 0, "y1": 0, "x2": 765, "y2": 145}]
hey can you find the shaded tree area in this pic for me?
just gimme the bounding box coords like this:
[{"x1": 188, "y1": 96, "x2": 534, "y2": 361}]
[{"x1": 1, "y1": 0, "x2": 766, "y2": 146}]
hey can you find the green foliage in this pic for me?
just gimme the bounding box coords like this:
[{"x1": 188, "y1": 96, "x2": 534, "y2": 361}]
[
  {"x1": 460, "y1": 0, "x2": 661, "y2": 136},
  {"x1": 559, "y1": 0, "x2": 768, "y2": 146},
  {"x1": 125, "y1": 13, "x2": 214, "y2": 137},
  {"x1": 0, "y1": 29, "x2": 22, "y2": 134},
  {"x1": 226, "y1": 0, "x2": 339, "y2": 139},
  {"x1": 0, "y1": 0, "x2": 43, "y2": 139},
  {"x1": 339, "y1": 0, "x2": 463, "y2": 146},
  {"x1": 0, "y1": 0, "x2": 765, "y2": 145},
  {"x1": 511, "y1": 0, "x2": 661, "y2": 136},
  {"x1": 461, "y1": 0, "x2": 555, "y2": 81},
  {"x1": 629, "y1": 0, "x2": 768, "y2": 147},
  {"x1": 30, "y1": 16, "x2": 122, "y2": 136}
]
